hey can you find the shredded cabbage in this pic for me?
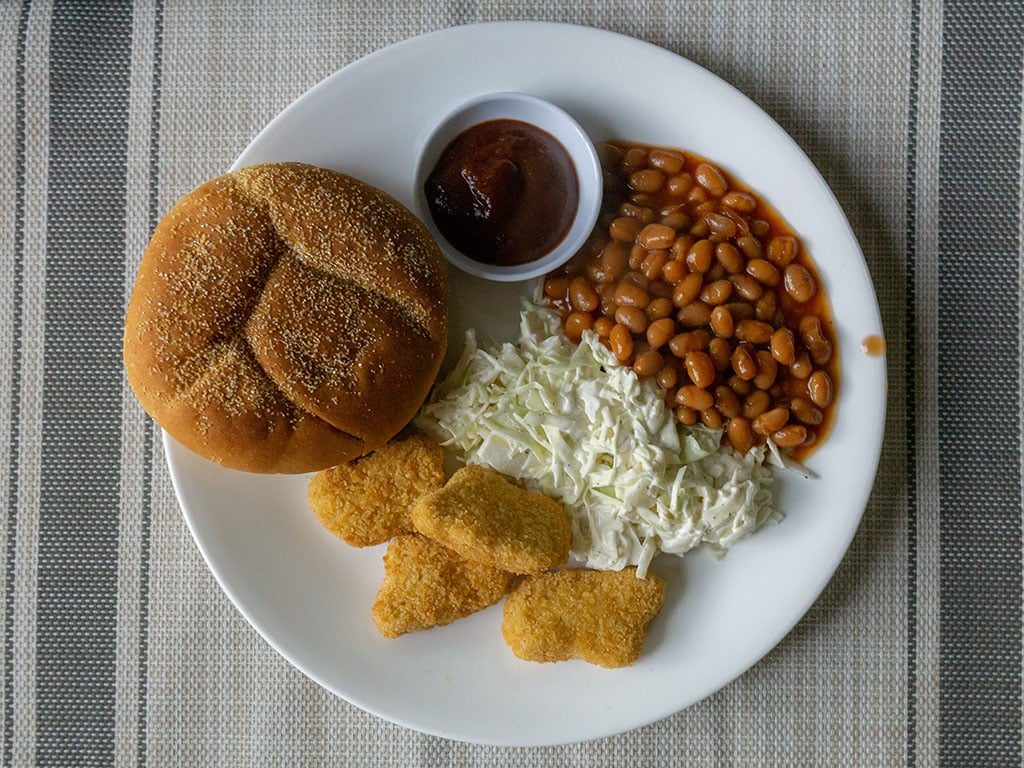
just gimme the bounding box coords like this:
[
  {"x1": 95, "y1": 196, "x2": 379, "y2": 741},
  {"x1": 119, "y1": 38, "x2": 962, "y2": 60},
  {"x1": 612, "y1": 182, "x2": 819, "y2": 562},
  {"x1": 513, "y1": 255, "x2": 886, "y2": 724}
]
[{"x1": 416, "y1": 303, "x2": 780, "y2": 576}]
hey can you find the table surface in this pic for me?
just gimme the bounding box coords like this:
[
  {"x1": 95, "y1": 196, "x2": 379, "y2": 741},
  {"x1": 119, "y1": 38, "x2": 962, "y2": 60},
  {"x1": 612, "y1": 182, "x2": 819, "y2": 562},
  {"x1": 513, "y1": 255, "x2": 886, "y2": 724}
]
[{"x1": 2, "y1": 1, "x2": 1022, "y2": 766}]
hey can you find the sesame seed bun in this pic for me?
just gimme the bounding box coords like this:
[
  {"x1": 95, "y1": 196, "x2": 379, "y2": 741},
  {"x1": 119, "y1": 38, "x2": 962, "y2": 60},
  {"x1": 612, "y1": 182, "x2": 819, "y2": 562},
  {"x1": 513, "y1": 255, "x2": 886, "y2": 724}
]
[{"x1": 123, "y1": 163, "x2": 448, "y2": 473}]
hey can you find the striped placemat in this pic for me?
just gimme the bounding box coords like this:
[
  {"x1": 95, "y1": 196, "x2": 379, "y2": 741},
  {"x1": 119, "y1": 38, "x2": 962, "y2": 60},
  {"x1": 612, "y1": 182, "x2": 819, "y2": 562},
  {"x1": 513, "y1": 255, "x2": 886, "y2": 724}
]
[{"x1": 2, "y1": 1, "x2": 1021, "y2": 765}]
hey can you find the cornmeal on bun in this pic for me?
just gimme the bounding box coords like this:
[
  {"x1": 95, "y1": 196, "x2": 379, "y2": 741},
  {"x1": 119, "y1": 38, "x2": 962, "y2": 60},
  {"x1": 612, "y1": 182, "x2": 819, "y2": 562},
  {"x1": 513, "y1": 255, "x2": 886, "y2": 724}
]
[{"x1": 124, "y1": 162, "x2": 447, "y2": 473}]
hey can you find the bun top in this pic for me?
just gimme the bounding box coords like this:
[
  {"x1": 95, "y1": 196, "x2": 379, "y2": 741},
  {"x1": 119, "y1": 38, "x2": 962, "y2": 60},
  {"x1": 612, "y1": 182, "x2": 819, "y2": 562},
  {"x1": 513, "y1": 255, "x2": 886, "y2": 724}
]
[{"x1": 124, "y1": 163, "x2": 448, "y2": 473}]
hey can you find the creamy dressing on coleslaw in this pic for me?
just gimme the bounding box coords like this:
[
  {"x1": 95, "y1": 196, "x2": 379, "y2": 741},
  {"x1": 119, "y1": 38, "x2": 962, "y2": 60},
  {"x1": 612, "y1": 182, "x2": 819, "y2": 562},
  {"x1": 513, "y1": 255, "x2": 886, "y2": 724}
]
[{"x1": 416, "y1": 303, "x2": 779, "y2": 576}]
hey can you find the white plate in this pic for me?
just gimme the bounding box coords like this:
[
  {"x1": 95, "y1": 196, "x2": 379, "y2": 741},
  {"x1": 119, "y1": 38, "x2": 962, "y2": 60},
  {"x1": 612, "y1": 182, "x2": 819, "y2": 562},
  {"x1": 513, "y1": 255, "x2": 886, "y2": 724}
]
[{"x1": 165, "y1": 22, "x2": 886, "y2": 746}]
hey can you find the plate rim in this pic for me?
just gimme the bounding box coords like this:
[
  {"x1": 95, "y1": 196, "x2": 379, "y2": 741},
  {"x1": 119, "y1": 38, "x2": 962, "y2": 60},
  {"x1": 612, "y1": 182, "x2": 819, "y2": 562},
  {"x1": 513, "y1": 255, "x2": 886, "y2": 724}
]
[{"x1": 165, "y1": 19, "x2": 888, "y2": 746}]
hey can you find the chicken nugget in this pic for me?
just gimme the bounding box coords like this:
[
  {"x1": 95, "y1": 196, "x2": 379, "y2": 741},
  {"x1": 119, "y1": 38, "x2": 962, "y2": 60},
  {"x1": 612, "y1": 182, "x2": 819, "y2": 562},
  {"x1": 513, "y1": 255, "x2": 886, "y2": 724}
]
[
  {"x1": 372, "y1": 534, "x2": 514, "y2": 638},
  {"x1": 308, "y1": 433, "x2": 443, "y2": 547},
  {"x1": 501, "y1": 568, "x2": 665, "y2": 668},
  {"x1": 410, "y1": 464, "x2": 571, "y2": 574}
]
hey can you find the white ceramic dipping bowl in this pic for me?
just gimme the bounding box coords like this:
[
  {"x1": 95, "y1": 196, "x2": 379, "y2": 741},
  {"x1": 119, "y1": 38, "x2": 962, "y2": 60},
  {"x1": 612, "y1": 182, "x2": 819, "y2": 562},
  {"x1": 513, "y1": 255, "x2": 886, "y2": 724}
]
[{"x1": 414, "y1": 92, "x2": 602, "y2": 283}]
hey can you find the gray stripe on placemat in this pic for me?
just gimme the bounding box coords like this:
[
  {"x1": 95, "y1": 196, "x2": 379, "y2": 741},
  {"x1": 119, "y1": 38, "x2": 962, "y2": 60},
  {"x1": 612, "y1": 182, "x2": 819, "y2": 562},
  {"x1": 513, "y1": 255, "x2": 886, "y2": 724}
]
[
  {"x1": 903, "y1": 0, "x2": 921, "y2": 764},
  {"x1": 3, "y1": 2, "x2": 30, "y2": 765},
  {"x1": 36, "y1": 2, "x2": 133, "y2": 766},
  {"x1": 138, "y1": 2, "x2": 163, "y2": 764},
  {"x1": 938, "y1": 1, "x2": 1024, "y2": 764}
]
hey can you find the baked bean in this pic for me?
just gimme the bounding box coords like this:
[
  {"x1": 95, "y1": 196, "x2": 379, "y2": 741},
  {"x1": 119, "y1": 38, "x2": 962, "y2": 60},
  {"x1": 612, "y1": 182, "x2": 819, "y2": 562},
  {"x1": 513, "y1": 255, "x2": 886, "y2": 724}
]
[
  {"x1": 633, "y1": 350, "x2": 665, "y2": 378},
  {"x1": 731, "y1": 344, "x2": 758, "y2": 380},
  {"x1": 790, "y1": 397, "x2": 823, "y2": 425},
  {"x1": 783, "y1": 264, "x2": 817, "y2": 302},
  {"x1": 715, "y1": 386, "x2": 741, "y2": 419},
  {"x1": 675, "y1": 405, "x2": 698, "y2": 426},
  {"x1": 657, "y1": 364, "x2": 679, "y2": 389},
  {"x1": 705, "y1": 263, "x2": 726, "y2": 282},
  {"x1": 770, "y1": 327, "x2": 797, "y2": 364},
  {"x1": 701, "y1": 407, "x2": 724, "y2": 429},
  {"x1": 753, "y1": 407, "x2": 789, "y2": 436},
  {"x1": 751, "y1": 219, "x2": 770, "y2": 237},
  {"x1": 771, "y1": 424, "x2": 807, "y2": 448},
  {"x1": 684, "y1": 351, "x2": 716, "y2": 388},
  {"x1": 729, "y1": 273, "x2": 763, "y2": 301},
  {"x1": 700, "y1": 279, "x2": 734, "y2": 306},
  {"x1": 615, "y1": 306, "x2": 648, "y2": 334},
  {"x1": 564, "y1": 311, "x2": 593, "y2": 342},
  {"x1": 705, "y1": 213, "x2": 738, "y2": 239},
  {"x1": 619, "y1": 203, "x2": 655, "y2": 224},
  {"x1": 677, "y1": 385, "x2": 714, "y2": 411},
  {"x1": 728, "y1": 375, "x2": 753, "y2": 396},
  {"x1": 631, "y1": 192, "x2": 657, "y2": 207},
  {"x1": 599, "y1": 285, "x2": 617, "y2": 316},
  {"x1": 676, "y1": 301, "x2": 712, "y2": 327},
  {"x1": 799, "y1": 315, "x2": 832, "y2": 365},
  {"x1": 667, "y1": 173, "x2": 694, "y2": 197},
  {"x1": 569, "y1": 277, "x2": 598, "y2": 312},
  {"x1": 629, "y1": 169, "x2": 665, "y2": 193},
  {"x1": 648, "y1": 149, "x2": 685, "y2": 175},
  {"x1": 736, "y1": 235, "x2": 762, "y2": 260},
  {"x1": 622, "y1": 147, "x2": 648, "y2": 173},
  {"x1": 695, "y1": 200, "x2": 719, "y2": 217},
  {"x1": 767, "y1": 235, "x2": 799, "y2": 267},
  {"x1": 726, "y1": 417, "x2": 754, "y2": 453},
  {"x1": 735, "y1": 320, "x2": 774, "y2": 344},
  {"x1": 694, "y1": 162, "x2": 729, "y2": 196},
  {"x1": 645, "y1": 297, "x2": 674, "y2": 320},
  {"x1": 807, "y1": 370, "x2": 834, "y2": 408},
  {"x1": 609, "y1": 323, "x2": 634, "y2": 362},
  {"x1": 661, "y1": 259, "x2": 686, "y2": 284},
  {"x1": 593, "y1": 317, "x2": 614, "y2": 339},
  {"x1": 686, "y1": 239, "x2": 714, "y2": 273},
  {"x1": 688, "y1": 220, "x2": 710, "y2": 238},
  {"x1": 710, "y1": 305, "x2": 735, "y2": 337},
  {"x1": 670, "y1": 235, "x2": 693, "y2": 261},
  {"x1": 610, "y1": 216, "x2": 642, "y2": 243},
  {"x1": 544, "y1": 276, "x2": 569, "y2": 300},
  {"x1": 746, "y1": 258, "x2": 781, "y2": 287},
  {"x1": 672, "y1": 273, "x2": 703, "y2": 307},
  {"x1": 709, "y1": 337, "x2": 732, "y2": 371},
  {"x1": 724, "y1": 301, "x2": 755, "y2": 321},
  {"x1": 599, "y1": 242, "x2": 630, "y2": 281},
  {"x1": 642, "y1": 250, "x2": 669, "y2": 281},
  {"x1": 715, "y1": 242, "x2": 744, "y2": 274},
  {"x1": 721, "y1": 190, "x2": 757, "y2": 212},
  {"x1": 614, "y1": 281, "x2": 649, "y2": 308},
  {"x1": 646, "y1": 317, "x2": 676, "y2": 349},
  {"x1": 754, "y1": 291, "x2": 777, "y2": 321},
  {"x1": 790, "y1": 353, "x2": 812, "y2": 379},
  {"x1": 637, "y1": 223, "x2": 676, "y2": 249},
  {"x1": 628, "y1": 243, "x2": 646, "y2": 270},
  {"x1": 753, "y1": 350, "x2": 778, "y2": 390},
  {"x1": 660, "y1": 212, "x2": 690, "y2": 230},
  {"x1": 783, "y1": 377, "x2": 809, "y2": 399},
  {"x1": 687, "y1": 185, "x2": 709, "y2": 204},
  {"x1": 743, "y1": 390, "x2": 771, "y2": 420}
]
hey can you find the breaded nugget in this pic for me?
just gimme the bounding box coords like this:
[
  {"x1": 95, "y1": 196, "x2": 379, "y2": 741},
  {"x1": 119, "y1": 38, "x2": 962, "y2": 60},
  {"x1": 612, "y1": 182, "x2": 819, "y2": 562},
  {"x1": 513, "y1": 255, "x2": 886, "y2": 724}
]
[
  {"x1": 308, "y1": 433, "x2": 443, "y2": 547},
  {"x1": 410, "y1": 464, "x2": 571, "y2": 574},
  {"x1": 371, "y1": 534, "x2": 514, "y2": 638},
  {"x1": 501, "y1": 568, "x2": 665, "y2": 668}
]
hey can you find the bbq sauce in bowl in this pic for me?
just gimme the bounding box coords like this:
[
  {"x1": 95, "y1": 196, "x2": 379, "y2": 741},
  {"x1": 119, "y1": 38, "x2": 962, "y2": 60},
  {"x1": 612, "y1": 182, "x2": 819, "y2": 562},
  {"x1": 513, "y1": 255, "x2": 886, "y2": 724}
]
[{"x1": 424, "y1": 119, "x2": 579, "y2": 266}]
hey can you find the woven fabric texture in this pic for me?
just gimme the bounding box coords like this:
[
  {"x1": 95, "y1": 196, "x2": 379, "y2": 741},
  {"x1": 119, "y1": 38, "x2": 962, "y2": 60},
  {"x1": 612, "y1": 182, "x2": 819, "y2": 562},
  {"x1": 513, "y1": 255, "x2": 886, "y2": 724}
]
[{"x1": 1, "y1": 1, "x2": 1022, "y2": 766}]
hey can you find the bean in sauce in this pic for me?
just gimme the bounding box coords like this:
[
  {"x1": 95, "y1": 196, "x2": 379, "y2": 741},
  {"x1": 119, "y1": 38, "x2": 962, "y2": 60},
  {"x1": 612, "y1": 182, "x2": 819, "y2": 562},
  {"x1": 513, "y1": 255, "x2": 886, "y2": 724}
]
[{"x1": 544, "y1": 141, "x2": 840, "y2": 460}]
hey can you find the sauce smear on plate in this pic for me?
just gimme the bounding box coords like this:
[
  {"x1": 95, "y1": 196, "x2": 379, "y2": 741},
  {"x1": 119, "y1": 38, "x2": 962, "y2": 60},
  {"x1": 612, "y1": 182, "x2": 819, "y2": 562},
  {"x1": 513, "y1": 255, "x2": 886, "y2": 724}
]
[{"x1": 425, "y1": 119, "x2": 578, "y2": 266}]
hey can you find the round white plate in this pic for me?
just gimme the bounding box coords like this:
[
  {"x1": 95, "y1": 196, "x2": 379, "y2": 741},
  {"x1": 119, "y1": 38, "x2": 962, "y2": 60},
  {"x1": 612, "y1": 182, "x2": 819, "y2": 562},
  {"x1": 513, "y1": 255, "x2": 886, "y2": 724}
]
[{"x1": 164, "y1": 22, "x2": 886, "y2": 746}]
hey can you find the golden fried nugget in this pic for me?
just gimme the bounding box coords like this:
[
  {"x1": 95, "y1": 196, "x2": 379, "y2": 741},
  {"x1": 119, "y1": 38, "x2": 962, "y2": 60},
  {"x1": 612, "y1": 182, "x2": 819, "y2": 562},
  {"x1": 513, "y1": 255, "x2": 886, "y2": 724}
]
[
  {"x1": 501, "y1": 568, "x2": 665, "y2": 668},
  {"x1": 410, "y1": 464, "x2": 571, "y2": 574},
  {"x1": 371, "y1": 535, "x2": 514, "y2": 638},
  {"x1": 308, "y1": 434, "x2": 443, "y2": 547}
]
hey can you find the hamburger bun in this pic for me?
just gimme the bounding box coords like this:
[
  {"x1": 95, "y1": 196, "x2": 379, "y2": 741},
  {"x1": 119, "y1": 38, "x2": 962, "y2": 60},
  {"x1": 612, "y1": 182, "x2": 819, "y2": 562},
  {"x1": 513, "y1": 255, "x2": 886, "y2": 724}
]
[{"x1": 124, "y1": 162, "x2": 448, "y2": 473}]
